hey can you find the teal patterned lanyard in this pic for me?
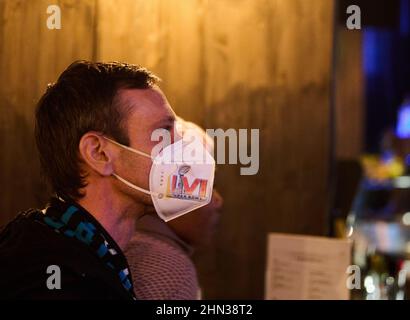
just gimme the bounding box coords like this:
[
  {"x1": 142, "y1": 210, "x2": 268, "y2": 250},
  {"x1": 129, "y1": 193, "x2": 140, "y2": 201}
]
[{"x1": 41, "y1": 197, "x2": 136, "y2": 300}]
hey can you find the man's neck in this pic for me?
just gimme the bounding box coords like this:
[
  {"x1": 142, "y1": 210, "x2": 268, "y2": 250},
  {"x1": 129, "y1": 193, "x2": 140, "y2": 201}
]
[{"x1": 77, "y1": 191, "x2": 143, "y2": 250}]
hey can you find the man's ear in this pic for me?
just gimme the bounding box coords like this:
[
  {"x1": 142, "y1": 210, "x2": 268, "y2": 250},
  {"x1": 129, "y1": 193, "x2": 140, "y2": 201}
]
[{"x1": 79, "y1": 132, "x2": 113, "y2": 176}]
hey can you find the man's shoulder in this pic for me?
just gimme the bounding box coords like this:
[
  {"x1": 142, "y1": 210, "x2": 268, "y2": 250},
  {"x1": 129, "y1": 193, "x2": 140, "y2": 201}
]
[
  {"x1": 0, "y1": 209, "x2": 49, "y2": 252},
  {"x1": 126, "y1": 231, "x2": 189, "y2": 260},
  {"x1": 125, "y1": 232, "x2": 199, "y2": 300},
  {"x1": 0, "y1": 208, "x2": 75, "y2": 259},
  {"x1": 126, "y1": 231, "x2": 196, "y2": 276},
  {"x1": 0, "y1": 209, "x2": 131, "y2": 300}
]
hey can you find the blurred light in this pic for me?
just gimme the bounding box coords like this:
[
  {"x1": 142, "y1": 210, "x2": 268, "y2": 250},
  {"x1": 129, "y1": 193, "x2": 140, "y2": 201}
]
[
  {"x1": 402, "y1": 260, "x2": 410, "y2": 279},
  {"x1": 381, "y1": 150, "x2": 394, "y2": 162},
  {"x1": 346, "y1": 225, "x2": 354, "y2": 238},
  {"x1": 394, "y1": 176, "x2": 410, "y2": 188},
  {"x1": 396, "y1": 103, "x2": 410, "y2": 138},
  {"x1": 363, "y1": 28, "x2": 393, "y2": 77},
  {"x1": 397, "y1": 291, "x2": 405, "y2": 300},
  {"x1": 386, "y1": 276, "x2": 395, "y2": 286},
  {"x1": 403, "y1": 212, "x2": 410, "y2": 225},
  {"x1": 398, "y1": 269, "x2": 407, "y2": 287},
  {"x1": 364, "y1": 276, "x2": 375, "y2": 293}
]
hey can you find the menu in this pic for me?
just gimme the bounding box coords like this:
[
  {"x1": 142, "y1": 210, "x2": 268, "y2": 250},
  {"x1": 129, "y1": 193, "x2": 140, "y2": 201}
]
[{"x1": 265, "y1": 233, "x2": 352, "y2": 300}]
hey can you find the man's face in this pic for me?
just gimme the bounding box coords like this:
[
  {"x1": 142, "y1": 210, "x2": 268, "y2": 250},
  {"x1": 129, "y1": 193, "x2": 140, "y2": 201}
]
[{"x1": 112, "y1": 86, "x2": 176, "y2": 205}]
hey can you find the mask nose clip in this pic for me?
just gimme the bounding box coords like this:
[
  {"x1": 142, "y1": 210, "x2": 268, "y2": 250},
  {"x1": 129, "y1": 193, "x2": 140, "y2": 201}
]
[{"x1": 178, "y1": 165, "x2": 191, "y2": 175}]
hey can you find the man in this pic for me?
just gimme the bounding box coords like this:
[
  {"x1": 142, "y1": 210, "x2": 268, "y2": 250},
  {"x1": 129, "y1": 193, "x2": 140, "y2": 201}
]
[
  {"x1": 124, "y1": 119, "x2": 222, "y2": 299},
  {"x1": 0, "y1": 60, "x2": 181, "y2": 299}
]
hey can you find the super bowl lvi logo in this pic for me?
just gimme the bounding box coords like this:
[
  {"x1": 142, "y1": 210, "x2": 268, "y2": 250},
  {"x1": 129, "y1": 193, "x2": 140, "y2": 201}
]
[{"x1": 166, "y1": 165, "x2": 208, "y2": 201}]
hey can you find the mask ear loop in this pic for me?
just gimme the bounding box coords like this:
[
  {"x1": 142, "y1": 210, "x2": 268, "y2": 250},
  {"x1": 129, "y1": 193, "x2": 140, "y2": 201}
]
[
  {"x1": 102, "y1": 137, "x2": 163, "y2": 198},
  {"x1": 112, "y1": 173, "x2": 161, "y2": 197},
  {"x1": 103, "y1": 136, "x2": 153, "y2": 159}
]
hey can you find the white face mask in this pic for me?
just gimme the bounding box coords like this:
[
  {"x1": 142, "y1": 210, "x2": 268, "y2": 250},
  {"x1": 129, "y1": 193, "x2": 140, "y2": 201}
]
[{"x1": 104, "y1": 136, "x2": 215, "y2": 222}]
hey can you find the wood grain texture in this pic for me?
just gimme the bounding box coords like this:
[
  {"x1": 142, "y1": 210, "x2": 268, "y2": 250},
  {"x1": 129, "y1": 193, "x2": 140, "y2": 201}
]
[
  {"x1": 97, "y1": 0, "x2": 207, "y2": 125},
  {"x1": 197, "y1": 0, "x2": 335, "y2": 299},
  {"x1": 334, "y1": 27, "x2": 364, "y2": 159},
  {"x1": 0, "y1": 0, "x2": 96, "y2": 224}
]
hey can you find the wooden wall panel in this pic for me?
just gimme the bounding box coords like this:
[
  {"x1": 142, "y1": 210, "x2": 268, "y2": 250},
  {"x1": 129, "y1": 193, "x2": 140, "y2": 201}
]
[
  {"x1": 97, "y1": 0, "x2": 207, "y2": 125},
  {"x1": 334, "y1": 28, "x2": 364, "y2": 159},
  {"x1": 196, "y1": 0, "x2": 335, "y2": 299},
  {"x1": 0, "y1": 0, "x2": 96, "y2": 224}
]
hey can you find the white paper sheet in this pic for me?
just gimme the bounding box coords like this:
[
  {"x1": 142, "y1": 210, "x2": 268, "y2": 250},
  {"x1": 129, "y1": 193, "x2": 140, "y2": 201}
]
[{"x1": 265, "y1": 233, "x2": 352, "y2": 300}]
